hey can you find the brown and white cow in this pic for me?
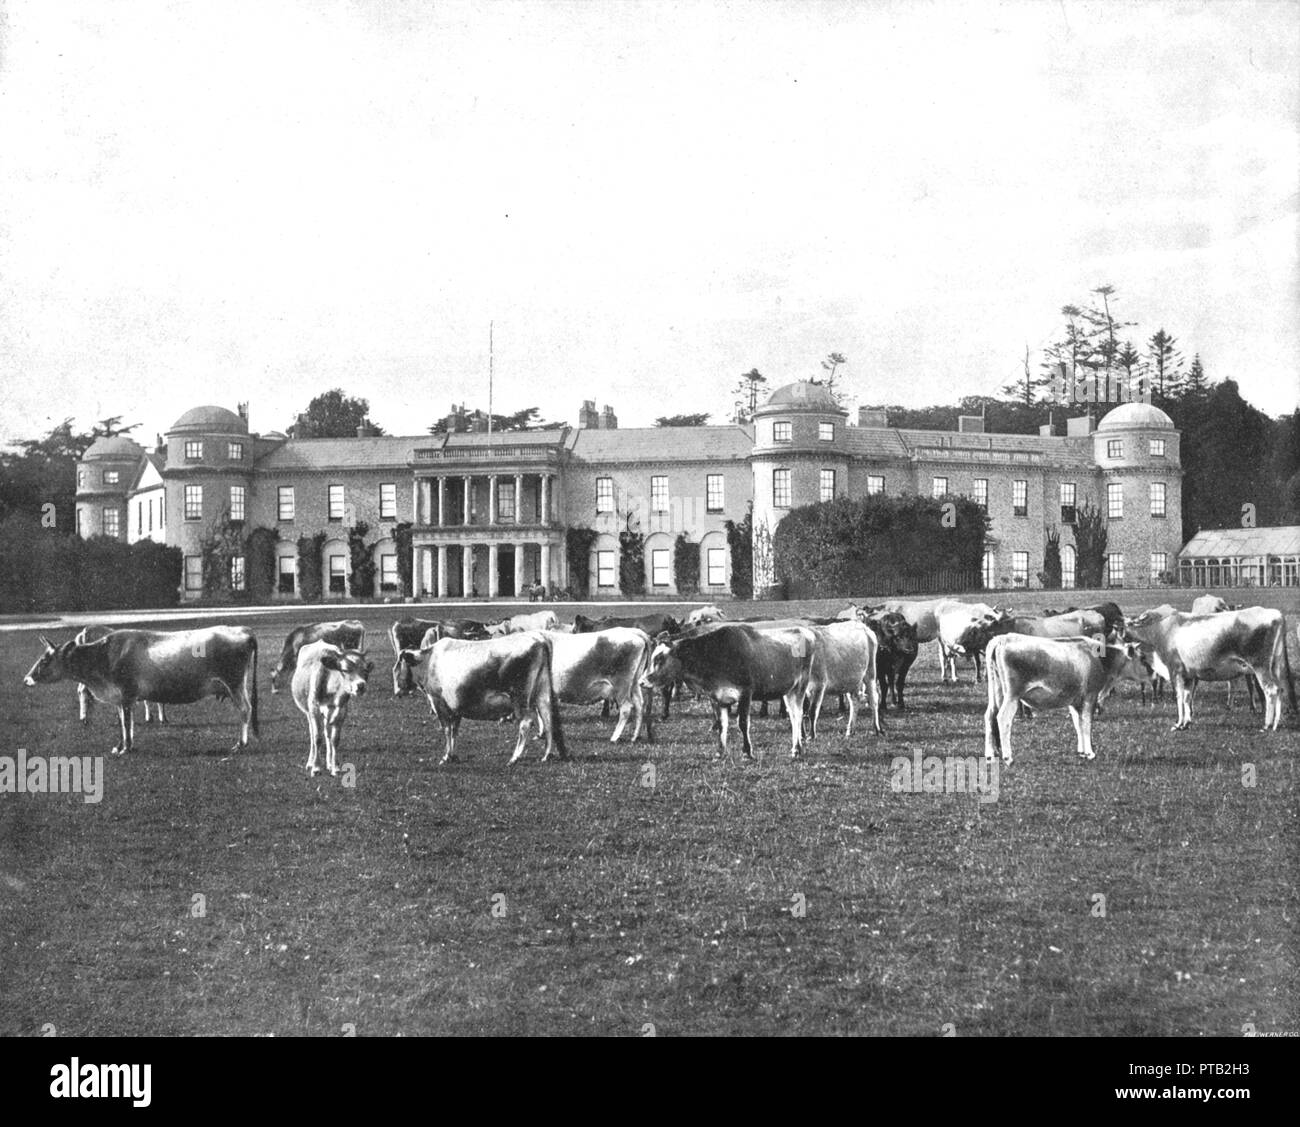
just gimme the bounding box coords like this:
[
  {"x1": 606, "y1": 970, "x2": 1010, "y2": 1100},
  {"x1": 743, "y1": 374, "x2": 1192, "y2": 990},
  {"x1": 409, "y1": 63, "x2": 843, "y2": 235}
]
[
  {"x1": 402, "y1": 632, "x2": 568, "y2": 765},
  {"x1": 535, "y1": 627, "x2": 655, "y2": 744},
  {"x1": 984, "y1": 634, "x2": 1152, "y2": 764},
  {"x1": 1126, "y1": 606, "x2": 1296, "y2": 731},
  {"x1": 388, "y1": 616, "x2": 492, "y2": 656},
  {"x1": 24, "y1": 627, "x2": 259, "y2": 755},
  {"x1": 881, "y1": 598, "x2": 1000, "y2": 682},
  {"x1": 291, "y1": 641, "x2": 373, "y2": 777},
  {"x1": 486, "y1": 610, "x2": 559, "y2": 636},
  {"x1": 74, "y1": 625, "x2": 167, "y2": 725},
  {"x1": 270, "y1": 619, "x2": 366, "y2": 693},
  {"x1": 805, "y1": 620, "x2": 882, "y2": 739}
]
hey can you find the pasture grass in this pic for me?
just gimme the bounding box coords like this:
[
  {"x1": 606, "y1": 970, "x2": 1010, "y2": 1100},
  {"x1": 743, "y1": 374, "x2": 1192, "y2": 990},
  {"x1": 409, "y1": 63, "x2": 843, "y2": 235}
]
[{"x1": 1, "y1": 593, "x2": 1296, "y2": 1036}]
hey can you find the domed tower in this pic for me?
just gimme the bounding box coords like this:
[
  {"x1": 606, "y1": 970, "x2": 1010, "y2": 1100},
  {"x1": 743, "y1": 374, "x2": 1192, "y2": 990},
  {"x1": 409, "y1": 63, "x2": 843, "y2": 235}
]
[
  {"x1": 750, "y1": 381, "x2": 850, "y2": 590},
  {"x1": 76, "y1": 435, "x2": 145, "y2": 541},
  {"x1": 1093, "y1": 402, "x2": 1182, "y2": 586},
  {"x1": 164, "y1": 406, "x2": 252, "y2": 594}
]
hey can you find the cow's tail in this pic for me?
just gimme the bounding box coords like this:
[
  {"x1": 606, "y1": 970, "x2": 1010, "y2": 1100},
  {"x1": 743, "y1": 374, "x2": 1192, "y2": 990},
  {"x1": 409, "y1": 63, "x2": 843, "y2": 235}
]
[
  {"x1": 1278, "y1": 615, "x2": 1297, "y2": 715},
  {"x1": 247, "y1": 634, "x2": 260, "y2": 739},
  {"x1": 534, "y1": 636, "x2": 567, "y2": 758}
]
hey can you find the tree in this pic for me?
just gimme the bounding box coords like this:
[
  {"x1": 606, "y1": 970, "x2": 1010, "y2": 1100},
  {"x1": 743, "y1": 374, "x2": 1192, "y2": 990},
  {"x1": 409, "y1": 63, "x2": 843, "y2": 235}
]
[
  {"x1": 1040, "y1": 527, "x2": 1062, "y2": 589},
  {"x1": 673, "y1": 532, "x2": 700, "y2": 594},
  {"x1": 655, "y1": 413, "x2": 710, "y2": 427},
  {"x1": 429, "y1": 405, "x2": 563, "y2": 434},
  {"x1": 724, "y1": 504, "x2": 754, "y2": 599},
  {"x1": 732, "y1": 368, "x2": 767, "y2": 423},
  {"x1": 347, "y1": 521, "x2": 377, "y2": 599},
  {"x1": 1003, "y1": 343, "x2": 1050, "y2": 407},
  {"x1": 1071, "y1": 501, "x2": 1107, "y2": 589},
  {"x1": 293, "y1": 390, "x2": 381, "y2": 438},
  {"x1": 1182, "y1": 353, "x2": 1210, "y2": 400},
  {"x1": 1146, "y1": 329, "x2": 1185, "y2": 402},
  {"x1": 820, "y1": 352, "x2": 847, "y2": 390},
  {"x1": 1080, "y1": 285, "x2": 1136, "y2": 401}
]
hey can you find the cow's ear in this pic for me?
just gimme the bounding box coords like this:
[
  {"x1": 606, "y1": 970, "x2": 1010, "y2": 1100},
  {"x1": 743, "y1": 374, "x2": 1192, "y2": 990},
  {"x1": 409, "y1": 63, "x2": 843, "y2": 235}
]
[
  {"x1": 39, "y1": 634, "x2": 54, "y2": 651},
  {"x1": 319, "y1": 651, "x2": 343, "y2": 671}
]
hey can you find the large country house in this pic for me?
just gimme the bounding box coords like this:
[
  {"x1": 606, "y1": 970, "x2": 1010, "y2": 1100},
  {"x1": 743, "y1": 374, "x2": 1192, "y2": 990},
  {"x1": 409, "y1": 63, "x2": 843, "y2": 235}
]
[{"x1": 75, "y1": 382, "x2": 1184, "y2": 601}]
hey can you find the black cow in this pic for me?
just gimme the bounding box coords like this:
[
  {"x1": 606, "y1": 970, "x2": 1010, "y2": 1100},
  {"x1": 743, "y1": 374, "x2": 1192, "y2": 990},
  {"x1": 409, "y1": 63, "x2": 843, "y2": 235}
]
[{"x1": 859, "y1": 609, "x2": 919, "y2": 711}]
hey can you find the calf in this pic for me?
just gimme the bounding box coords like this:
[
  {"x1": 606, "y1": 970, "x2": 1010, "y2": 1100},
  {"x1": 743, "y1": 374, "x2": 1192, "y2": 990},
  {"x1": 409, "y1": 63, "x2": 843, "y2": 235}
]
[
  {"x1": 641, "y1": 623, "x2": 815, "y2": 760},
  {"x1": 291, "y1": 642, "x2": 373, "y2": 777},
  {"x1": 1126, "y1": 606, "x2": 1295, "y2": 731},
  {"x1": 24, "y1": 627, "x2": 258, "y2": 755},
  {"x1": 984, "y1": 634, "x2": 1150, "y2": 764},
  {"x1": 270, "y1": 620, "x2": 366, "y2": 693},
  {"x1": 407, "y1": 632, "x2": 567, "y2": 765}
]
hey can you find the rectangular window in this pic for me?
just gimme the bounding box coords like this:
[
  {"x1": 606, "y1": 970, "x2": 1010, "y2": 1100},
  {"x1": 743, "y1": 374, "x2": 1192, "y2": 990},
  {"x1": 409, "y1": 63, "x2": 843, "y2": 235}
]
[
  {"x1": 1150, "y1": 552, "x2": 1168, "y2": 582},
  {"x1": 102, "y1": 508, "x2": 120, "y2": 538},
  {"x1": 1107, "y1": 553, "x2": 1125, "y2": 587},
  {"x1": 137, "y1": 500, "x2": 143, "y2": 533},
  {"x1": 1149, "y1": 438, "x2": 1165, "y2": 457},
  {"x1": 650, "y1": 475, "x2": 669, "y2": 513},
  {"x1": 1108, "y1": 481, "x2": 1124, "y2": 519},
  {"x1": 1012, "y1": 479, "x2": 1027, "y2": 517},
  {"x1": 706, "y1": 474, "x2": 724, "y2": 513},
  {"x1": 185, "y1": 440, "x2": 203, "y2": 461},
  {"x1": 596, "y1": 550, "x2": 616, "y2": 588},
  {"x1": 229, "y1": 556, "x2": 245, "y2": 592},
  {"x1": 229, "y1": 485, "x2": 245, "y2": 522},
  {"x1": 866, "y1": 475, "x2": 884, "y2": 495},
  {"x1": 228, "y1": 442, "x2": 244, "y2": 461},
  {"x1": 328, "y1": 484, "x2": 345, "y2": 521},
  {"x1": 972, "y1": 479, "x2": 988, "y2": 508},
  {"x1": 76, "y1": 509, "x2": 82, "y2": 536},
  {"x1": 380, "y1": 482, "x2": 397, "y2": 519},
  {"x1": 651, "y1": 548, "x2": 670, "y2": 586},
  {"x1": 328, "y1": 555, "x2": 346, "y2": 594},
  {"x1": 773, "y1": 421, "x2": 792, "y2": 442},
  {"x1": 707, "y1": 547, "x2": 726, "y2": 587},
  {"x1": 982, "y1": 551, "x2": 996, "y2": 589},
  {"x1": 147, "y1": 498, "x2": 153, "y2": 532},
  {"x1": 596, "y1": 477, "x2": 614, "y2": 513},
  {"x1": 103, "y1": 469, "x2": 119, "y2": 485},
  {"x1": 772, "y1": 468, "x2": 791, "y2": 508},
  {"x1": 380, "y1": 554, "x2": 398, "y2": 592},
  {"x1": 184, "y1": 484, "x2": 202, "y2": 521},
  {"x1": 278, "y1": 556, "x2": 296, "y2": 595},
  {"x1": 1062, "y1": 546, "x2": 1076, "y2": 589},
  {"x1": 278, "y1": 486, "x2": 295, "y2": 522},
  {"x1": 496, "y1": 480, "x2": 516, "y2": 521},
  {"x1": 1012, "y1": 551, "x2": 1029, "y2": 586},
  {"x1": 820, "y1": 469, "x2": 836, "y2": 503},
  {"x1": 1107, "y1": 439, "x2": 1123, "y2": 459},
  {"x1": 818, "y1": 422, "x2": 834, "y2": 441},
  {"x1": 184, "y1": 556, "x2": 203, "y2": 591},
  {"x1": 78, "y1": 469, "x2": 86, "y2": 489},
  {"x1": 1149, "y1": 481, "x2": 1166, "y2": 517},
  {"x1": 931, "y1": 477, "x2": 948, "y2": 499},
  {"x1": 1060, "y1": 481, "x2": 1077, "y2": 524}
]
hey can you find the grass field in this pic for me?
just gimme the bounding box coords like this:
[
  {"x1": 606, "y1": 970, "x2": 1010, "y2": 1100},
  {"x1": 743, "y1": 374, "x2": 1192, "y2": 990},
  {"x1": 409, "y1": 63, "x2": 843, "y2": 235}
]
[{"x1": 1, "y1": 589, "x2": 1297, "y2": 1036}]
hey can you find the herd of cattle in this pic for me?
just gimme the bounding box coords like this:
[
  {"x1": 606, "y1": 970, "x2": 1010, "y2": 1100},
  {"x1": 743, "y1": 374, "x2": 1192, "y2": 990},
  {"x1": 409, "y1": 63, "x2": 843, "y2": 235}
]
[{"x1": 20, "y1": 594, "x2": 1297, "y2": 775}]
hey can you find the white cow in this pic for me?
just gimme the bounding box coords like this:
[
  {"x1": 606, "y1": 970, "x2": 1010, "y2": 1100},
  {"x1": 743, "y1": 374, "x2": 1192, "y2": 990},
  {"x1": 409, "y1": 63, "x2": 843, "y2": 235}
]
[
  {"x1": 486, "y1": 610, "x2": 560, "y2": 636},
  {"x1": 291, "y1": 642, "x2": 373, "y2": 777},
  {"x1": 984, "y1": 634, "x2": 1152, "y2": 764},
  {"x1": 805, "y1": 620, "x2": 882, "y2": 738},
  {"x1": 1126, "y1": 606, "x2": 1296, "y2": 731},
  {"x1": 1186, "y1": 595, "x2": 1258, "y2": 709},
  {"x1": 538, "y1": 628, "x2": 654, "y2": 744},
  {"x1": 685, "y1": 605, "x2": 726, "y2": 627}
]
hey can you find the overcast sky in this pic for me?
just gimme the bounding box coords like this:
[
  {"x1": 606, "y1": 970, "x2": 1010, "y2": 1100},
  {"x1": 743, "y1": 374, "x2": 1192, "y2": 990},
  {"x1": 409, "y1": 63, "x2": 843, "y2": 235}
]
[{"x1": 1, "y1": 0, "x2": 1296, "y2": 446}]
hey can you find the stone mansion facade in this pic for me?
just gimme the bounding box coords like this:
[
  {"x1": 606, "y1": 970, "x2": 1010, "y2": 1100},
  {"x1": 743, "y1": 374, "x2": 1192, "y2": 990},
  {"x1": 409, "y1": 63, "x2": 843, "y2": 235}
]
[{"x1": 74, "y1": 383, "x2": 1184, "y2": 601}]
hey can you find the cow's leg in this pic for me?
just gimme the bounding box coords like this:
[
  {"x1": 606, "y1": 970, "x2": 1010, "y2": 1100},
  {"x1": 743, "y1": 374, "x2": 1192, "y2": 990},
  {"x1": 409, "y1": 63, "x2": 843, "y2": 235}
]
[
  {"x1": 508, "y1": 712, "x2": 532, "y2": 765},
  {"x1": 661, "y1": 685, "x2": 671, "y2": 721},
  {"x1": 79, "y1": 683, "x2": 92, "y2": 727},
  {"x1": 867, "y1": 676, "x2": 883, "y2": 735},
  {"x1": 843, "y1": 690, "x2": 857, "y2": 738},
  {"x1": 715, "y1": 700, "x2": 730, "y2": 759},
  {"x1": 807, "y1": 682, "x2": 825, "y2": 742},
  {"x1": 639, "y1": 684, "x2": 655, "y2": 744},
  {"x1": 983, "y1": 691, "x2": 998, "y2": 762},
  {"x1": 305, "y1": 711, "x2": 322, "y2": 775},
  {"x1": 737, "y1": 691, "x2": 755, "y2": 760},
  {"x1": 610, "y1": 693, "x2": 632, "y2": 743},
  {"x1": 327, "y1": 713, "x2": 343, "y2": 776},
  {"x1": 785, "y1": 688, "x2": 805, "y2": 759},
  {"x1": 1173, "y1": 672, "x2": 1192, "y2": 731},
  {"x1": 1251, "y1": 664, "x2": 1280, "y2": 731},
  {"x1": 600, "y1": 699, "x2": 612, "y2": 721},
  {"x1": 995, "y1": 696, "x2": 1017, "y2": 765},
  {"x1": 1081, "y1": 700, "x2": 1097, "y2": 759},
  {"x1": 113, "y1": 702, "x2": 133, "y2": 755},
  {"x1": 757, "y1": 699, "x2": 769, "y2": 719}
]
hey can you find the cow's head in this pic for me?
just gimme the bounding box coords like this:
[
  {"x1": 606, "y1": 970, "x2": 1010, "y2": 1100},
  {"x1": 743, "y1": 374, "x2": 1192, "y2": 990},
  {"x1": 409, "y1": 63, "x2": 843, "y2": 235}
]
[
  {"x1": 458, "y1": 621, "x2": 491, "y2": 640},
  {"x1": 1106, "y1": 639, "x2": 1155, "y2": 688},
  {"x1": 572, "y1": 615, "x2": 595, "y2": 634},
  {"x1": 323, "y1": 649, "x2": 372, "y2": 697},
  {"x1": 641, "y1": 639, "x2": 682, "y2": 690},
  {"x1": 880, "y1": 612, "x2": 919, "y2": 655},
  {"x1": 24, "y1": 635, "x2": 74, "y2": 687},
  {"x1": 953, "y1": 609, "x2": 1013, "y2": 655},
  {"x1": 391, "y1": 648, "x2": 425, "y2": 696}
]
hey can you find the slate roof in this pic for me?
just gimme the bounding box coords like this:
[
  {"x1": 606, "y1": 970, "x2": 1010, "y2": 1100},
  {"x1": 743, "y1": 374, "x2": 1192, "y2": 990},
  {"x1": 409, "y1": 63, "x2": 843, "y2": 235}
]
[
  {"x1": 254, "y1": 436, "x2": 426, "y2": 472},
  {"x1": 1179, "y1": 526, "x2": 1300, "y2": 558},
  {"x1": 568, "y1": 426, "x2": 754, "y2": 463},
  {"x1": 845, "y1": 428, "x2": 1098, "y2": 469}
]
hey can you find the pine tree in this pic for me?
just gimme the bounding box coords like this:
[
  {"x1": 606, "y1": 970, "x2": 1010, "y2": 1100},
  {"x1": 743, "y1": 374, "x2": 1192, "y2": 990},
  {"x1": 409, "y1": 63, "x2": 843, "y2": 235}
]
[
  {"x1": 1182, "y1": 353, "x2": 1210, "y2": 399},
  {"x1": 1146, "y1": 329, "x2": 1185, "y2": 401}
]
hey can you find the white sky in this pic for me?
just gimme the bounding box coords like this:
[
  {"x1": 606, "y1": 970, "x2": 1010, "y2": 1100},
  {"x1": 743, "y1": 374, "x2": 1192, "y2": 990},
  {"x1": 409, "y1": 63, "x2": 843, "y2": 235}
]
[{"x1": 1, "y1": 0, "x2": 1297, "y2": 445}]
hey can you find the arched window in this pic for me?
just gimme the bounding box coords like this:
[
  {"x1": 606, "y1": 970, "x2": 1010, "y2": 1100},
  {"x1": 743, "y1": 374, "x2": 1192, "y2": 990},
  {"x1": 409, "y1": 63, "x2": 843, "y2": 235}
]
[{"x1": 1061, "y1": 544, "x2": 1076, "y2": 590}]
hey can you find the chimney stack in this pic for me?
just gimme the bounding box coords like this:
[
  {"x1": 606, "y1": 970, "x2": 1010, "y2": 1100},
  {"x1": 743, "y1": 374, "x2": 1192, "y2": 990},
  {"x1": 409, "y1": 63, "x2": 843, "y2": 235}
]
[
  {"x1": 600, "y1": 404, "x2": 618, "y2": 429},
  {"x1": 356, "y1": 418, "x2": 378, "y2": 438},
  {"x1": 237, "y1": 401, "x2": 249, "y2": 423},
  {"x1": 578, "y1": 400, "x2": 599, "y2": 429}
]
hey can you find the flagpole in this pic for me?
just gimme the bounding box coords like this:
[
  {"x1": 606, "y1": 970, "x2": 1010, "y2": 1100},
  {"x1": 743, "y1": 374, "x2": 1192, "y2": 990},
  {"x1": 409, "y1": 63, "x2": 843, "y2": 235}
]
[{"x1": 487, "y1": 321, "x2": 494, "y2": 440}]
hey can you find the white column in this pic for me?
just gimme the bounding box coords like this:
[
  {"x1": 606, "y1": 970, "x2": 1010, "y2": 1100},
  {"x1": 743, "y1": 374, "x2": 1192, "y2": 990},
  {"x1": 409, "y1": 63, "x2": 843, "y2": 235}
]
[
  {"x1": 436, "y1": 545, "x2": 448, "y2": 597},
  {"x1": 514, "y1": 542, "x2": 525, "y2": 595},
  {"x1": 437, "y1": 477, "x2": 445, "y2": 526},
  {"x1": 515, "y1": 473, "x2": 523, "y2": 524},
  {"x1": 488, "y1": 543, "x2": 499, "y2": 597},
  {"x1": 462, "y1": 544, "x2": 473, "y2": 597},
  {"x1": 463, "y1": 476, "x2": 472, "y2": 526},
  {"x1": 540, "y1": 474, "x2": 550, "y2": 525},
  {"x1": 489, "y1": 474, "x2": 498, "y2": 525},
  {"x1": 541, "y1": 543, "x2": 552, "y2": 589},
  {"x1": 412, "y1": 480, "x2": 421, "y2": 525}
]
